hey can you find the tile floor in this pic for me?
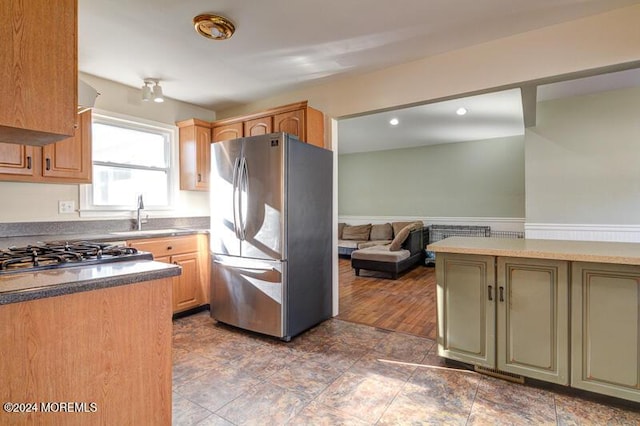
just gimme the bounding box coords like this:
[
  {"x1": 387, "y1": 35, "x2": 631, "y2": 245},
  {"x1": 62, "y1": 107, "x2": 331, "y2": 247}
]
[{"x1": 172, "y1": 311, "x2": 640, "y2": 425}]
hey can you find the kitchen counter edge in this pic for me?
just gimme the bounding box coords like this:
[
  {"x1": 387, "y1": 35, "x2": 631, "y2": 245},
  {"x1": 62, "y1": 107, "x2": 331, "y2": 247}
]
[
  {"x1": 0, "y1": 260, "x2": 181, "y2": 305},
  {"x1": 427, "y1": 236, "x2": 640, "y2": 265}
]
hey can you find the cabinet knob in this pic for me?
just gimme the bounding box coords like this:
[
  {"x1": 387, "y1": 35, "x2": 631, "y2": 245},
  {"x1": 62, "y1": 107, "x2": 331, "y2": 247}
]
[
  {"x1": 488, "y1": 285, "x2": 493, "y2": 301},
  {"x1": 167, "y1": 246, "x2": 173, "y2": 250},
  {"x1": 499, "y1": 286, "x2": 505, "y2": 302},
  {"x1": 45, "y1": 158, "x2": 51, "y2": 171},
  {"x1": 197, "y1": 173, "x2": 202, "y2": 182},
  {"x1": 27, "y1": 156, "x2": 32, "y2": 170},
  {"x1": 173, "y1": 261, "x2": 178, "y2": 265}
]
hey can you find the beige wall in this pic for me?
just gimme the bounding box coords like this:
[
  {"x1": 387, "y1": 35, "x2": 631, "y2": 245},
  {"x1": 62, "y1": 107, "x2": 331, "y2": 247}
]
[
  {"x1": 526, "y1": 87, "x2": 640, "y2": 225},
  {"x1": 217, "y1": 4, "x2": 640, "y2": 121},
  {"x1": 339, "y1": 136, "x2": 525, "y2": 218},
  {"x1": 0, "y1": 74, "x2": 215, "y2": 223}
]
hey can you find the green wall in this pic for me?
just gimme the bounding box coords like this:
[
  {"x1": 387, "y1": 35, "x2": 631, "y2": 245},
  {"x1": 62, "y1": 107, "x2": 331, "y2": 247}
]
[
  {"x1": 526, "y1": 87, "x2": 640, "y2": 224},
  {"x1": 338, "y1": 135, "x2": 525, "y2": 217}
]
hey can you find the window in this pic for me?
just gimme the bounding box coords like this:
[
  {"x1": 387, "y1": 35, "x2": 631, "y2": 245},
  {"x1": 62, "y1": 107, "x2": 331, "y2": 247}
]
[{"x1": 81, "y1": 112, "x2": 177, "y2": 214}]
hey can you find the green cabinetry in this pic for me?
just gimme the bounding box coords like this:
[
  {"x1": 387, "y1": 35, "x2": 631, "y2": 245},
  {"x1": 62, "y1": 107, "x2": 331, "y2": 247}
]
[
  {"x1": 436, "y1": 253, "x2": 570, "y2": 385},
  {"x1": 571, "y1": 262, "x2": 640, "y2": 403},
  {"x1": 497, "y1": 257, "x2": 569, "y2": 385},
  {"x1": 436, "y1": 254, "x2": 495, "y2": 367}
]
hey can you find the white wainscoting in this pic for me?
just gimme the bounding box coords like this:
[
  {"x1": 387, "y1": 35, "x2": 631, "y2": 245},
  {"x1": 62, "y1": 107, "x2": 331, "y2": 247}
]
[
  {"x1": 525, "y1": 223, "x2": 640, "y2": 243},
  {"x1": 338, "y1": 216, "x2": 525, "y2": 232}
]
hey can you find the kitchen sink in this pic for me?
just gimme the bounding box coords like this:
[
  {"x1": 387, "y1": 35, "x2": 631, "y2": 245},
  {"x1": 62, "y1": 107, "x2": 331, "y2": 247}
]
[{"x1": 110, "y1": 228, "x2": 192, "y2": 237}]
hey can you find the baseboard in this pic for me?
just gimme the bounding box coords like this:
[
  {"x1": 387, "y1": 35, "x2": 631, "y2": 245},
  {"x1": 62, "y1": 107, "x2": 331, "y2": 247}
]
[
  {"x1": 338, "y1": 215, "x2": 525, "y2": 232},
  {"x1": 525, "y1": 223, "x2": 640, "y2": 242}
]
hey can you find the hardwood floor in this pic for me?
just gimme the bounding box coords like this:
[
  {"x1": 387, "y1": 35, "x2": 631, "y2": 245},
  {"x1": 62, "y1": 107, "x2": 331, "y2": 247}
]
[{"x1": 337, "y1": 257, "x2": 437, "y2": 339}]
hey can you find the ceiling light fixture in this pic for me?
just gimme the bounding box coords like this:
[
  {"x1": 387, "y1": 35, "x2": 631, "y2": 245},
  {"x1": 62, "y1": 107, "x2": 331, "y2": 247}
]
[
  {"x1": 142, "y1": 78, "x2": 164, "y2": 103},
  {"x1": 389, "y1": 118, "x2": 399, "y2": 126},
  {"x1": 193, "y1": 14, "x2": 235, "y2": 40},
  {"x1": 456, "y1": 107, "x2": 468, "y2": 116}
]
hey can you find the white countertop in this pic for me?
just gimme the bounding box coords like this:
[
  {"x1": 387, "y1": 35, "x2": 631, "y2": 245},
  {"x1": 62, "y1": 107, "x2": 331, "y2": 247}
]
[{"x1": 427, "y1": 237, "x2": 640, "y2": 265}]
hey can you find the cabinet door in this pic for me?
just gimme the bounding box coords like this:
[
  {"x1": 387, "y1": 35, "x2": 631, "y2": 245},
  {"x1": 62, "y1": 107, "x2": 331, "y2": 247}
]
[
  {"x1": 244, "y1": 116, "x2": 272, "y2": 137},
  {"x1": 0, "y1": 0, "x2": 77, "y2": 144},
  {"x1": 213, "y1": 123, "x2": 243, "y2": 142},
  {"x1": 41, "y1": 109, "x2": 92, "y2": 182},
  {"x1": 0, "y1": 143, "x2": 37, "y2": 177},
  {"x1": 436, "y1": 253, "x2": 496, "y2": 367},
  {"x1": 171, "y1": 252, "x2": 203, "y2": 313},
  {"x1": 274, "y1": 109, "x2": 305, "y2": 140},
  {"x1": 179, "y1": 122, "x2": 210, "y2": 191},
  {"x1": 195, "y1": 125, "x2": 210, "y2": 191},
  {"x1": 497, "y1": 257, "x2": 569, "y2": 384},
  {"x1": 571, "y1": 262, "x2": 640, "y2": 403}
]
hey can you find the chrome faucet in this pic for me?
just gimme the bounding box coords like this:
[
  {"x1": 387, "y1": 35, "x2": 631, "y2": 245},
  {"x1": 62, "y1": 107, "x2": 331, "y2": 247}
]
[{"x1": 136, "y1": 194, "x2": 145, "y2": 230}]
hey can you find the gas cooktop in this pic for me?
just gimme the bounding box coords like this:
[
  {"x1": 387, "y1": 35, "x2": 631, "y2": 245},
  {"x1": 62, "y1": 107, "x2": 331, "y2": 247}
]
[{"x1": 0, "y1": 241, "x2": 153, "y2": 275}]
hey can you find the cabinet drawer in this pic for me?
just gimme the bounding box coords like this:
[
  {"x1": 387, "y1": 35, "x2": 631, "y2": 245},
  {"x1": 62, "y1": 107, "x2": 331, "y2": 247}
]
[{"x1": 128, "y1": 235, "x2": 198, "y2": 258}]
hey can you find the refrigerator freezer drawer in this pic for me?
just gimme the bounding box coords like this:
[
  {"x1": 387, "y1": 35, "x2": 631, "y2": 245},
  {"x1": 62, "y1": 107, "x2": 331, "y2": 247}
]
[{"x1": 211, "y1": 256, "x2": 284, "y2": 338}]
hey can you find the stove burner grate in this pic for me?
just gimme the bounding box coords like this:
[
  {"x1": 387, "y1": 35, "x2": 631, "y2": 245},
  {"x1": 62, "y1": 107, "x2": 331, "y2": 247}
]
[{"x1": 0, "y1": 241, "x2": 150, "y2": 273}]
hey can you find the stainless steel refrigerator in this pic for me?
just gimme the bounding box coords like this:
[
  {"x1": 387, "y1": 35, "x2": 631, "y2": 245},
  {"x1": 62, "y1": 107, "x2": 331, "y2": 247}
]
[{"x1": 210, "y1": 132, "x2": 332, "y2": 340}]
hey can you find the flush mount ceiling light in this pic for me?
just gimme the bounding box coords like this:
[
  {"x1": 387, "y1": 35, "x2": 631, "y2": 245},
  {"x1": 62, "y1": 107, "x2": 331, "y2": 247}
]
[
  {"x1": 142, "y1": 78, "x2": 164, "y2": 103},
  {"x1": 389, "y1": 118, "x2": 399, "y2": 126},
  {"x1": 456, "y1": 107, "x2": 468, "y2": 116},
  {"x1": 193, "y1": 14, "x2": 235, "y2": 40}
]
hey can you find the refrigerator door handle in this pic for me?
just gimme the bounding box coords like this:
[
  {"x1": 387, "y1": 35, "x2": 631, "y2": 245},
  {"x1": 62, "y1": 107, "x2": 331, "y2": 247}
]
[
  {"x1": 238, "y1": 156, "x2": 249, "y2": 240},
  {"x1": 213, "y1": 259, "x2": 276, "y2": 273},
  {"x1": 231, "y1": 157, "x2": 241, "y2": 239}
]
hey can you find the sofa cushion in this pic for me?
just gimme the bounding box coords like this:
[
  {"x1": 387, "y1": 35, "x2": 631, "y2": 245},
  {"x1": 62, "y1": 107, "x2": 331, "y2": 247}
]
[
  {"x1": 389, "y1": 225, "x2": 412, "y2": 251},
  {"x1": 370, "y1": 223, "x2": 393, "y2": 241},
  {"x1": 338, "y1": 239, "x2": 362, "y2": 249},
  {"x1": 391, "y1": 221, "x2": 422, "y2": 237},
  {"x1": 358, "y1": 239, "x2": 393, "y2": 249},
  {"x1": 351, "y1": 245, "x2": 410, "y2": 262},
  {"x1": 338, "y1": 222, "x2": 346, "y2": 239},
  {"x1": 342, "y1": 224, "x2": 372, "y2": 240}
]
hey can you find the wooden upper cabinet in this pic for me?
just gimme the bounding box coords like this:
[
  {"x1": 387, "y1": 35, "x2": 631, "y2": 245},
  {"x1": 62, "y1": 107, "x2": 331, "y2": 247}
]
[
  {"x1": 274, "y1": 110, "x2": 304, "y2": 139},
  {"x1": 0, "y1": 110, "x2": 92, "y2": 183},
  {"x1": 42, "y1": 109, "x2": 92, "y2": 182},
  {"x1": 211, "y1": 101, "x2": 327, "y2": 149},
  {"x1": 177, "y1": 119, "x2": 211, "y2": 191},
  {"x1": 0, "y1": 143, "x2": 36, "y2": 177},
  {"x1": 244, "y1": 116, "x2": 272, "y2": 137},
  {"x1": 0, "y1": 0, "x2": 78, "y2": 146},
  {"x1": 212, "y1": 122, "x2": 243, "y2": 142}
]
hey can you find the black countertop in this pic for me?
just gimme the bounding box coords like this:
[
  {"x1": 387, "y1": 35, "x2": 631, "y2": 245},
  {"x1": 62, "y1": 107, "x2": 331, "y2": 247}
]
[
  {"x1": 0, "y1": 259, "x2": 181, "y2": 305},
  {"x1": 0, "y1": 228, "x2": 207, "y2": 305}
]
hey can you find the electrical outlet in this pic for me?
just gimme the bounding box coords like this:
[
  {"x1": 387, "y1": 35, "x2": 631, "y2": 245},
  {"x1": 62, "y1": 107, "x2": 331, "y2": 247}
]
[{"x1": 59, "y1": 200, "x2": 75, "y2": 214}]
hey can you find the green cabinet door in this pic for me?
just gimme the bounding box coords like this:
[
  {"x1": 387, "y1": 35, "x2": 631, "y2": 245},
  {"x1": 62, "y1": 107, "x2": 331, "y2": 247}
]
[
  {"x1": 497, "y1": 257, "x2": 569, "y2": 384},
  {"x1": 571, "y1": 262, "x2": 640, "y2": 403},
  {"x1": 436, "y1": 253, "x2": 496, "y2": 368}
]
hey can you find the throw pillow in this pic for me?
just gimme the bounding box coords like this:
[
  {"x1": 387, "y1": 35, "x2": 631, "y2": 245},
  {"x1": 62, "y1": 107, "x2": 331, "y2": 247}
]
[
  {"x1": 338, "y1": 222, "x2": 346, "y2": 239},
  {"x1": 370, "y1": 223, "x2": 393, "y2": 240},
  {"x1": 341, "y1": 224, "x2": 372, "y2": 241},
  {"x1": 389, "y1": 225, "x2": 412, "y2": 251}
]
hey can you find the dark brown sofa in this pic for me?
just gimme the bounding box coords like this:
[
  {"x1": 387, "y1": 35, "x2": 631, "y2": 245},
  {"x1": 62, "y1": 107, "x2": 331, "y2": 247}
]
[{"x1": 350, "y1": 222, "x2": 424, "y2": 279}]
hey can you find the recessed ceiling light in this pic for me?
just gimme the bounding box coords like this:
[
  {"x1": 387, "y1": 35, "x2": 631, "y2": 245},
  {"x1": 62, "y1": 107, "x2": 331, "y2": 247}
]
[
  {"x1": 389, "y1": 118, "x2": 399, "y2": 126},
  {"x1": 456, "y1": 107, "x2": 468, "y2": 116}
]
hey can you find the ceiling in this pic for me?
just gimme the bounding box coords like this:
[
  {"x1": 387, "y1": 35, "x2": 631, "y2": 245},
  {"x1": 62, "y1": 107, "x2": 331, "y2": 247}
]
[
  {"x1": 337, "y1": 67, "x2": 640, "y2": 154},
  {"x1": 78, "y1": 0, "x2": 640, "y2": 112}
]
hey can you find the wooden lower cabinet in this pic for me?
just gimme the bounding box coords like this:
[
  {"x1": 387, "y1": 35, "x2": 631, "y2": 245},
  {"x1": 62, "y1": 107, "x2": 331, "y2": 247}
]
[
  {"x1": 437, "y1": 254, "x2": 569, "y2": 385},
  {"x1": 571, "y1": 262, "x2": 640, "y2": 402},
  {"x1": 497, "y1": 257, "x2": 569, "y2": 385},
  {"x1": 128, "y1": 234, "x2": 209, "y2": 314},
  {"x1": 0, "y1": 278, "x2": 173, "y2": 425}
]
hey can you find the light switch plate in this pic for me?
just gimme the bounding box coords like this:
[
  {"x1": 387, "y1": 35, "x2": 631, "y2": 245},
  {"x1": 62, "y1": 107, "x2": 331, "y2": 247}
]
[{"x1": 59, "y1": 200, "x2": 75, "y2": 214}]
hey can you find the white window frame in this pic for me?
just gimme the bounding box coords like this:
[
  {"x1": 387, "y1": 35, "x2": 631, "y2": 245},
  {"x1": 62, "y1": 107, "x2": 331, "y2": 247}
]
[{"x1": 79, "y1": 109, "x2": 179, "y2": 218}]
